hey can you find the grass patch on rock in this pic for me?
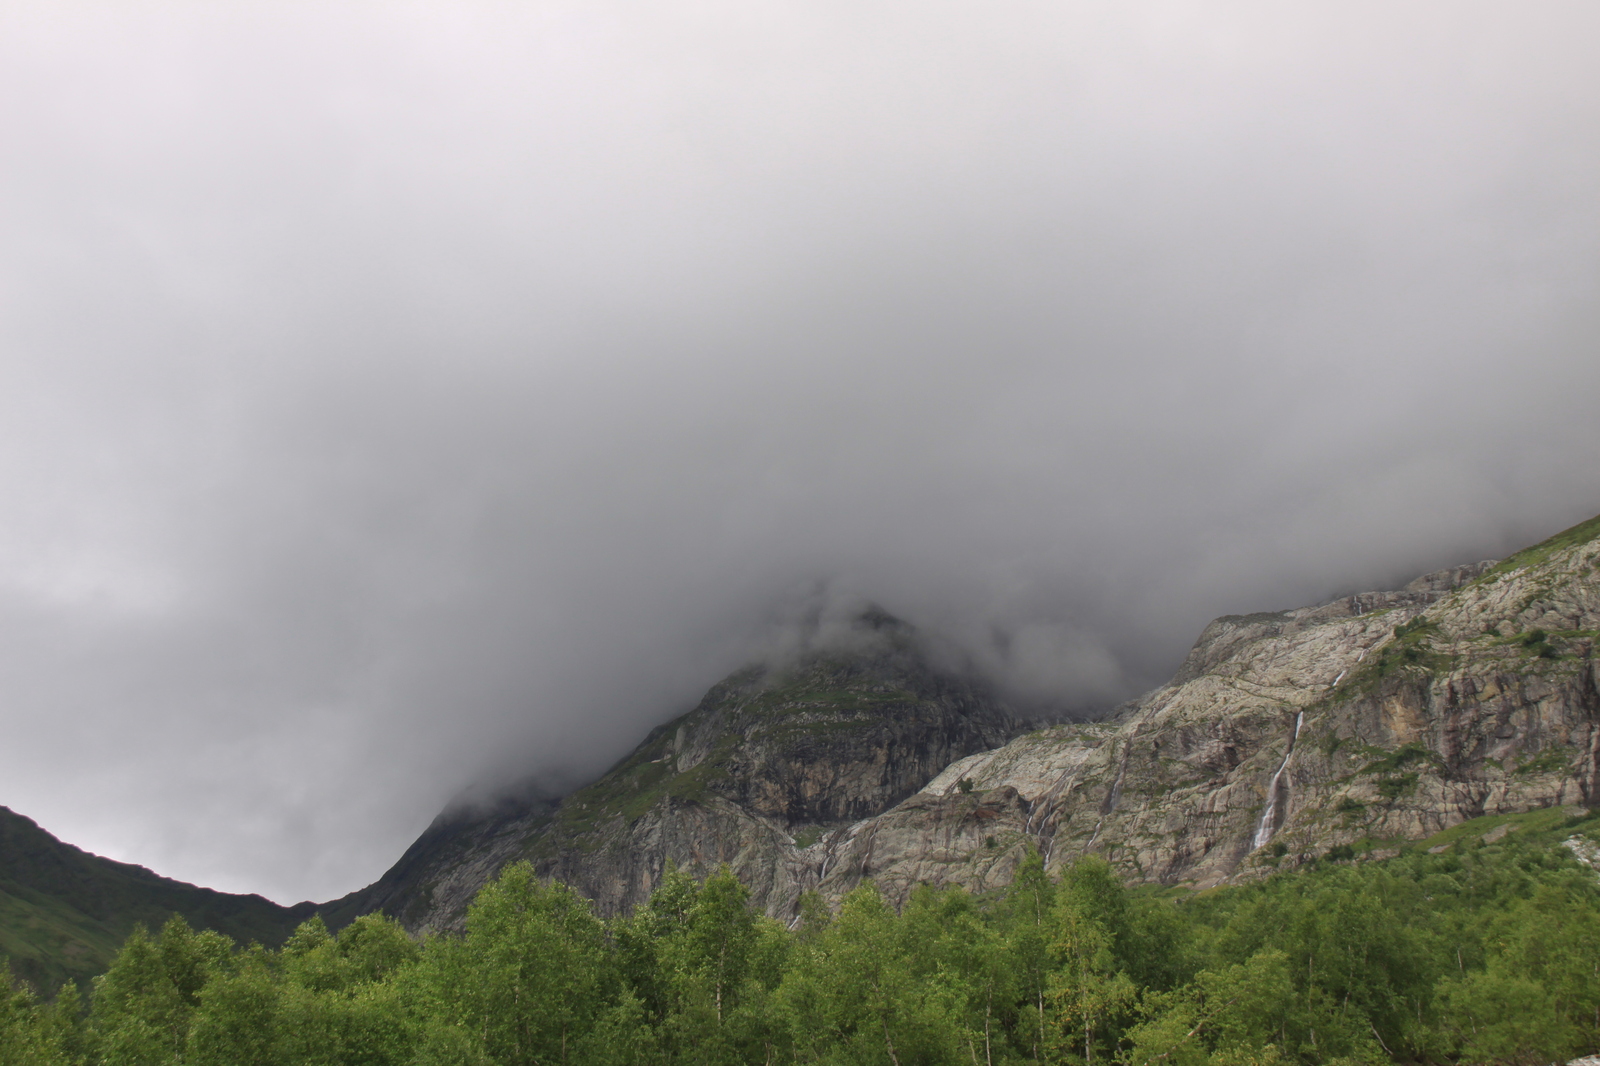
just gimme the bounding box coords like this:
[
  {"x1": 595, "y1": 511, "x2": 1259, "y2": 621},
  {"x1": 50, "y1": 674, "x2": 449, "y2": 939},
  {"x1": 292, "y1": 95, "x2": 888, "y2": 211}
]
[{"x1": 1475, "y1": 511, "x2": 1600, "y2": 582}]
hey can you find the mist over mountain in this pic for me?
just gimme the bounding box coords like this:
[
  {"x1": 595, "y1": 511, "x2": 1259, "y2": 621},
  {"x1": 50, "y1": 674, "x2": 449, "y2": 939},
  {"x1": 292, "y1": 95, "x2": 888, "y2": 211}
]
[
  {"x1": 317, "y1": 511, "x2": 1600, "y2": 939},
  {"x1": 1, "y1": 2, "x2": 1598, "y2": 904}
]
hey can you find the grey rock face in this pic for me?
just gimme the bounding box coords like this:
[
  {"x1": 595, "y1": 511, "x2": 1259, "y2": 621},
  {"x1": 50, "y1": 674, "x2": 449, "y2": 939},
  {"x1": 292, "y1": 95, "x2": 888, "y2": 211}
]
[
  {"x1": 326, "y1": 614, "x2": 1021, "y2": 931},
  {"x1": 810, "y1": 519, "x2": 1599, "y2": 907},
  {"x1": 334, "y1": 514, "x2": 1600, "y2": 930}
]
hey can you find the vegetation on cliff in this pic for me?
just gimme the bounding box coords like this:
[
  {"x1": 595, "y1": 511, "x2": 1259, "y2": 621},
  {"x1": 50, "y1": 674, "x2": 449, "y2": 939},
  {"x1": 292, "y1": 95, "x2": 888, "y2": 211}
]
[{"x1": 8, "y1": 805, "x2": 1600, "y2": 1065}]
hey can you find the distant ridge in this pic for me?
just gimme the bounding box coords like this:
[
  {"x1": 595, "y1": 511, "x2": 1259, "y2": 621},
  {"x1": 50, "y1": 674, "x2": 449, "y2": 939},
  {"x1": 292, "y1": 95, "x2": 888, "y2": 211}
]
[{"x1": 0, "y1": 805, "x2": 314, "y2": 991}]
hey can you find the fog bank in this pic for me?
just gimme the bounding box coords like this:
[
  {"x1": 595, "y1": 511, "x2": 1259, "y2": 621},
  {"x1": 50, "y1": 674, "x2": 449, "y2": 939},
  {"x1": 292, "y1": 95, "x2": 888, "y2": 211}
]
[{"x1": 1, "y1": 2, "x2": 1597, "y2": 901}]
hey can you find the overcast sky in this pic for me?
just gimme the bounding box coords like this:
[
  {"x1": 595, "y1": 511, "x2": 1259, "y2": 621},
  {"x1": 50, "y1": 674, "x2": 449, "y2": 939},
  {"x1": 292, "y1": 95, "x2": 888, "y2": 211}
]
[{"x1": 2, "y1": 2, "x2": 1597, "y2": 904}]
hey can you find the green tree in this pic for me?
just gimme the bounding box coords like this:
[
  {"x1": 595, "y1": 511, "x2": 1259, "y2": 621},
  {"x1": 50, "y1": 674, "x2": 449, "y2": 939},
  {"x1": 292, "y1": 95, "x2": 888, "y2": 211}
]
[
  {"x1": 611, "y1": 864, "x2": 784, "y2": 1064},
  {"x1": 334, "y1": 914, "x2": 419, "y2": 987},
  {"x1": 88, "y1": 922, "x2": 208, "y2": 1066},
  {"x1": 996, "y1": 850, "x2": 1057, "y2": 1062},
  {"x1": 0, "y1": 963, "x2": 76, "y2": 1066},
  {"x1": 1437, "y1": 881, "x2": 1600, "y2": 1064},
  {"x1": 778, "y1": 881, "x2": 964, "y2": 1065},
  {"x1": 412, "y1": 862, "x2": 611, "y2": 1066},
  {"x1": 1438, "y1": 968, "x2": 1568, "y2": 1066},
  {"x1": 1200, "y1": 863, "x2": 1439, "y2": 1059},
  {"x1": 1046, "y1": 893, "x2": 1136, "y2": 1065},
  {"x1": 274, "y1": 979, "x2": 413, "y2": 1066},
  {"x1": 613, "y1": 863, "x2": 699, "y2": 1027},
  {"x1": 899, "y1": 883, "x2": 1015, "y2": 1066},
  {"x1": 281, "y1": 914, "x2": 348, "y2": 994},
  {"x1": 268, "y1": 913, "x2": 421, "y2": 1066},
  {"x1": 186, "y1": 947, "x2": 279, "y2": 1066}
]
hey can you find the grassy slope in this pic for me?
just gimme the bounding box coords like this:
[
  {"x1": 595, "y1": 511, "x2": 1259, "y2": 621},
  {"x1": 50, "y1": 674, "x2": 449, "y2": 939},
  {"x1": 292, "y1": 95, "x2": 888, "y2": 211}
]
[
  {"x1": 1476, "y1": 511, "x2": 1600, "y2": 581},
  {"x1": 0, "y1": 806, "x2": 313, "y2": 992}
]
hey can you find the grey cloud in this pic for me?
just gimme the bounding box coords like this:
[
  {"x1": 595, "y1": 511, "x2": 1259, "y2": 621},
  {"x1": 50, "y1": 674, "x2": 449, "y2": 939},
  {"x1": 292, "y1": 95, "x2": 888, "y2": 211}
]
[{"x1": 0, "y1": 1, "x2": 1597, "y2": 901}]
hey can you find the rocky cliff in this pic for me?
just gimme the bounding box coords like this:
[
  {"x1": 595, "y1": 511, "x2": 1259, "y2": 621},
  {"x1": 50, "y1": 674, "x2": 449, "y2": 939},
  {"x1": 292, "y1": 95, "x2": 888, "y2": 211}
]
[
  {"x1": 810, "y1": 513, "x2": 1600, "y2": 907},
  {"x1": 322, "y1": 609, "x2": 1022, "y2": 931},
  {"x1": 341, "y1": 512, "x2": 1600, "y2": 930}
]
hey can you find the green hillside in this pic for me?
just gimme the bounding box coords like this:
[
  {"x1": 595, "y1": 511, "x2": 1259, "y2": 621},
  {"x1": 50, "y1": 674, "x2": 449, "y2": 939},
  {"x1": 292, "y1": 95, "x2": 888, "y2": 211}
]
[{"x1": 0, "y1": 806, "x2": 313, "y2": 991}]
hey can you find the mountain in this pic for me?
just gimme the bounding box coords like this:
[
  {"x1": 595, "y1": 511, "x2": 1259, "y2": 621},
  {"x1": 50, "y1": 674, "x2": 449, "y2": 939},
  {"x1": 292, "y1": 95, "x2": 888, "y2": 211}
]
[
  {"x1": 0, "y1": 806, "x2": 314, "y2": 991},
  {"x1": 347, "y1": 510, "x2": 1600, "y2": 930},
  {"x1": 806, "y1": 513, "x2": 1600, "y2": 907},
  {"x1": 320, "y1": 608, "x2": 1024, "y2": 930},
  {"x1": 8, "y1": 510, "x2": 1598, "y2": 984}
]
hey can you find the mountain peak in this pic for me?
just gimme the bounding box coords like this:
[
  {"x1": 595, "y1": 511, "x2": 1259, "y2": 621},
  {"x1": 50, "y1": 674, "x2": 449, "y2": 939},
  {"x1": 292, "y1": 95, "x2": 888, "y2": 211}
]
[{"x1": 325, "y1": 623, "x2": 1020, "y2": 929}]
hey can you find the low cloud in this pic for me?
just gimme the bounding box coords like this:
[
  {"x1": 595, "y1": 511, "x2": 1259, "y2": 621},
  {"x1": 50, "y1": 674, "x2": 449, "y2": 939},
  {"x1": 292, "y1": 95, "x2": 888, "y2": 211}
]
[{"x1": 0, "y1": 1, "x2": 1597, "y2": 902}]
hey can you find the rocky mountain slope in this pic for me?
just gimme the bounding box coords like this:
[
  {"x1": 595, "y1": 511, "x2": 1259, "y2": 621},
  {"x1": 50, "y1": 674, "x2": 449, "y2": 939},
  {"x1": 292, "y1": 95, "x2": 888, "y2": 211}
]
[
  {"x1": 348, "y1": 511, "x2": 1599, "y2": 931},
  {"x1": 0, "y1": 806, "x2": 313, "y2": 990},
  {"x1": 810, "y1": 513, "x2": 1600, "y2": 907},
  {"x1": 8, "y1": 513, "x2": 1597, "y2": 980},
  {"x1": 321, "y1": 609, "x2": 1022, "y2": 930}
]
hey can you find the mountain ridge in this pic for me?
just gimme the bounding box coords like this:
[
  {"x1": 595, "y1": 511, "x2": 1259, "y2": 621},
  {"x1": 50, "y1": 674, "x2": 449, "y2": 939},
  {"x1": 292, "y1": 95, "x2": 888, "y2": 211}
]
[
  {"x1": 0, "y1": 805, "x2": 316, "y2": 990},
  {"x1": 804, "y1": 513, "x2": 1600, "y2": 907},
  {"x1": 332, "y1": 512, "x2": 1600, "y2": 932},
  {"x1": 320, "y1": 611, "x2": 1026, "y2": 929},
  {"x1": 7, "y1": 511, "x2": 1599, "y2": 986}
]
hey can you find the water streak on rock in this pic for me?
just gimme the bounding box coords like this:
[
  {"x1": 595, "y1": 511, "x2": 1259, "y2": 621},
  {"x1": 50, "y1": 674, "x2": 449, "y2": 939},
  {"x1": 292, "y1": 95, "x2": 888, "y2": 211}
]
[{"x1": 1251, "y1": 711, "x2": 1304, "y2": 850}]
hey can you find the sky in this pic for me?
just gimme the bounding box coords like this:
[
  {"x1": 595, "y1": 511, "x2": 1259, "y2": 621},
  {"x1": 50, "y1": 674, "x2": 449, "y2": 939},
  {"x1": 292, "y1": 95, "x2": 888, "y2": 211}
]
[{"x1": 1, "y1": 1, "x2": 1597, "y2": 905}]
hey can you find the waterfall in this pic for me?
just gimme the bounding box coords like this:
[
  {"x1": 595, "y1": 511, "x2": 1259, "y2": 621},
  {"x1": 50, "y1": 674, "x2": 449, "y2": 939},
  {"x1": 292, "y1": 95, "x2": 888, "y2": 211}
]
[{"x1": 1251, "y1": 711, "x2": 1304, "y2": 849}]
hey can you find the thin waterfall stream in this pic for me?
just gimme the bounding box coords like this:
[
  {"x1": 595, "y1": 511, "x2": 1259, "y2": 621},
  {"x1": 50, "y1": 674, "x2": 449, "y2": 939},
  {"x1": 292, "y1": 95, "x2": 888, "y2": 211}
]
[{"x1": 1251, "y1": 710, "x2": 1304, "y2": 849}]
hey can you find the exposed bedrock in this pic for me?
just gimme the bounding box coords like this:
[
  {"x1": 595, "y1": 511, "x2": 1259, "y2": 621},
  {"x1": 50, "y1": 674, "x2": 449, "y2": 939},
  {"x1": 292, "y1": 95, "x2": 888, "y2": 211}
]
[{"x1": 330, "y1": 515, "x2": 1600, "y2": 930}]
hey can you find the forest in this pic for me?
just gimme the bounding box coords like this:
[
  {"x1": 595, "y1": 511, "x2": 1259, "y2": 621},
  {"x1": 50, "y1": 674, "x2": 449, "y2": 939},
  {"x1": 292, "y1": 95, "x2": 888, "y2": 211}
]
[{"x1": 4, "y1": 808, "x2": 1599, "y2": 1066}]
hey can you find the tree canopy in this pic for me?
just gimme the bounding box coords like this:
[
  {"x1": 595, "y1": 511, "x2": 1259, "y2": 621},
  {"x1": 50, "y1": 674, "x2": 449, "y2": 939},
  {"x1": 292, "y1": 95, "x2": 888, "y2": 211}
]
[{"x1": 7, "y1": 810, "x2": 1600, "y2": 1065}]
